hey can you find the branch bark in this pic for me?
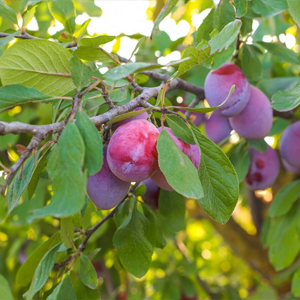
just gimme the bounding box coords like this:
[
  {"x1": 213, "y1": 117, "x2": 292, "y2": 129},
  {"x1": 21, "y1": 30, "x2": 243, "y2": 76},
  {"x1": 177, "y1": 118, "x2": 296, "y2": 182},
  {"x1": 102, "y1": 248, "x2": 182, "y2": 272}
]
[{"x1": 196, "y1": 208, "x2": 291, "y2": 295}]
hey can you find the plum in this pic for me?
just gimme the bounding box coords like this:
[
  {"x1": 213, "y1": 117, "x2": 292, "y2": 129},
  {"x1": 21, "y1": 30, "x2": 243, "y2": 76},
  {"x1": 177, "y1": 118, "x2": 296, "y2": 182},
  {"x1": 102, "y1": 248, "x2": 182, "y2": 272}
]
[
  {"x1": 282, "y1": 159, "x2": 300, "y2": 174},
  {"x1": 115, "y1": 107, "x2": 148, "y2": 129},
  {"x1": 204, "y1": 113, "x2": 232, "y2": 144},
  {"x1": 245, "y1": 146, "x2": 280, "y2": 190},
  {"x1": 87, "y1": 146, "x2": 130, "y2": 209},
  {"x1": 229, "y1": 85, "x2": 273, "y2": 140},
  {"x1": 204, "y1": 63, "x2": 250, "y2": 117},
  {"x1": 279, "y1": 121, "x2": 300, "y2": 168},
  {"x1": 107, "y1": 119, "x2": 159, "y2": 182},
  {"x1": 151, "y1": 127, "x2": 195, "y2": 191},
  {"x1": 191, "y1": 144, "x2": 200, "y2": 170},
  {"x1": 140, "y1": 178, "x2": 160, "y2": 210}
]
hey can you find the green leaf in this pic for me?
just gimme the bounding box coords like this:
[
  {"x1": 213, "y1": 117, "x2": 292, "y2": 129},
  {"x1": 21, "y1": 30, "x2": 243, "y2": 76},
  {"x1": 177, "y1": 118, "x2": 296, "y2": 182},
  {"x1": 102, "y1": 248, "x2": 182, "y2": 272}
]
[
  {"x1": 30, "y1": 122, "x2": 86, "y2": 219},
  {"x1": 72, "y1": 276, "x2": 100, "y2": 300},
  {"x1": 241, "y1": 45, "x2": 262, "y2": 81},
  {"x1": 113, "y1": 198, "x2": 153, "y2": 278},
  {"x1": 6, "y1": 151, "x2": 41, "y2": 215},
  {"x1": 24, "y1": 243, "x2": 62, "y2": 300},
  {"x1": 230, "y1": 141, "x2": 250, "y2": 183},
  {"x1": 233, "y1": 0, "x2": 248, "y2": 17},
  {"x1": 257, "y1": 77, "x2": 300, "y2": 99},
  {"x1": 75, "y1": 46, "x2": 118, "y2": 64},
  {"x1": 247, "y1": 139, "x2": 268, "y2": 153},
  {"x1": 27, "y1": 148, "x2": 51, "y2": 201},
  {"x1": 75, "y1": 111, "x2": 103, "y2": 176},
  {"x1": 20, "y1": 0, "x2": 44, "y2": 13},
  {"x1": 0, "y1": 85, "x2": 53, "y2": 111},
  {"x1": 158, "y1": 190, "x2": 186, "y2": 233},
  {"x1": 142, "y1": 203, "x2": 166, "y2": 248},
  {"x1": 272, "y1": 81, "x2": 300, "y2": 112},
  {"x1": 151, "y1": 0, "x2": 179, "y2": 38},
  {"x1": 214, "y1": 0, "x2": 236, "y2": 31},
  {"x1": 175, "y1": 45, "x2": 211, "y2": 78},
  {"x1": 106, "y1": 107, "x2": 151, "y2": 125},
  {"x1": 70, "y1": 55, "x2": 92, "y2": 91},
  {"x1": 74, "y1": 0, "x2": 102, "y2": 17},
  {"x1": 292, "y1": 268, "x2": 300, "y2": 297},
  {"x1": 74, "y1": 19, "x2": 91, "y2": 40},
  {"x1": 267, "y1": 201, "x2": 300, "y2": 247},
  {"x1": 209, "y1": 20, "x2": 242, "y2": 54},
  {"x1": 48, "y1": 0, "x2": 76, "y2": 34},
  {"x1": 190, "y1": 123, "x2": 239, "y2": 224},
  {"x1": 129, "y1": 36, "x2": 146, "y2": 61},
  {"x1": 0, "y1": 274, "x2": 14, "y2": 300},
  {"x1": 166, "y1": 115, "x2": 195, "y2": 144},
  {"x1": 269, "y1": 226, "x2": 300, "y2": 271},
  {"x1": 196, "y1": 8, "x2": 215, "y2": 42},
  {"x1": 16, "y1": 232, "x2": 61, "y2": 286},
  {"x1": 103, "y1": 62, "x2": 155, "y2": 81},
  {"x1": 78, "y1": 35, "x2": 116, "y2": 47},
  {"x1": 79, "y1": 254, "x2": 98, "y2": 289},
  {"x1": 47, "y1": 274, "x2": 77, "y2": 300},
  {"x1": 110, "y1": 88, "x2": 129, "y2": 103},
  {"x1": 287, "y1": 0, "x2": 300, "y2": 27},
  {"x1": 211, "y1": 42, "x2": 236, "y2": 70},
  {"x1": 0, "y1": 0, "x2": 18, "y2": 24},
  {"x1": 269, "y1": 118, "x2": 290, "y2": 136},
  {"x1": 61, "y1": 217, "x2": 74, "y2": 249},
  {"x1": 269, "y1": 180, "x2": 300, "y2": 217},
  {"x1": 0, "y1": 40, "x2": 76, "y2": 96},
  {"x1": 157, "y1": 130, "x2": 203, "y2": 200},
  {"x1": 251, "y1": 0, "x2": 288, "y2": 18},
  {"x1": 257, "y1": 41, "x2": 300, "y2": 65}
]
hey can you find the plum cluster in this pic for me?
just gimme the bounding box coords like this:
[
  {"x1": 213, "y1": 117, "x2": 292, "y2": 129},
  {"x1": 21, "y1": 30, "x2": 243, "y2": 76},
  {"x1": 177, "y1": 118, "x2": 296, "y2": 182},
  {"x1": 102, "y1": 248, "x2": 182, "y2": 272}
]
[
  {"x1": 204, "y1": 63, "x2": 278, "y2": 191},
  {"x1": 87, "y1": 63, "x2": 299, "y2": 208},
  {"x1": 87, "y1": 115, "x2": 200, "y2": 210}
]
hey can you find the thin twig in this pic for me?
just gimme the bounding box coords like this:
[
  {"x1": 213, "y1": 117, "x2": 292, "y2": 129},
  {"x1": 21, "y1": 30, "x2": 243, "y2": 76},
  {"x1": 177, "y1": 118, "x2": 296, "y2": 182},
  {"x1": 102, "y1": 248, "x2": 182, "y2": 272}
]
[
  {"x1": 78, "y1": 183, "x2": 139, "y2": 252},
  {"x1": 0, "y1": 32, "x2": 39, "y2": 40}
]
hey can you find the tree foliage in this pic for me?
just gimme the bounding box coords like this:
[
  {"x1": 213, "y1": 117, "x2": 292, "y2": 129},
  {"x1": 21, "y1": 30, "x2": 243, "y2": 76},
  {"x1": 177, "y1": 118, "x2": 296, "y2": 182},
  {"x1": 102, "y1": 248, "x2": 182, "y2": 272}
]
[{"x1": 0, "y1": 0, "x2": 300, "y2": 299}]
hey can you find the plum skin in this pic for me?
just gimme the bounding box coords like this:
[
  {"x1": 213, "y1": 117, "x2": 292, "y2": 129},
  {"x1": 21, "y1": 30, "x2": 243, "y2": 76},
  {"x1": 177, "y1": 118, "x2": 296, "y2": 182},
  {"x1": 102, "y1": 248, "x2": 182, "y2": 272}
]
[
  {"x1": 204, "y1": 113, "x2": 232, "y2": 144},
  {"x1": 245, "y1": 146, "x2": 280, "y2": 190},
  {"x1": 140, "y1": 178, "x2": 160, "y2": 210},
  {"x1": 191, "y1": 144, "x2": 200, "y2": 170},
  {"x1": 204, "y1": 63, "x2": 250, "y2": 117},
  {"x1": 87, "y1": 146, "x2": 130, "y2": 210},
  {"x1": 229, "y1": 85, "x2": 273, "y2": 140},
  {"x1": 107, "y1": 119, "x2": 159, "y2": 182},
  {"x1": 280, "y1": 120, "x2": 300, "y2": 168},
  {"x1": 151, "y1": 127, "x2": 195, "y2": 191}
]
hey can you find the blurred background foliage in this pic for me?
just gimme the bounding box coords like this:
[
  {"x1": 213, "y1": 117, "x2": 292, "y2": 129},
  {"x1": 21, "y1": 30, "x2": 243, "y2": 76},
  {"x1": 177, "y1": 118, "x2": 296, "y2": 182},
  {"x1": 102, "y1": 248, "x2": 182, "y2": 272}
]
[{"x1": 0, "y1": 0, "x2": 300, "y2": 299}]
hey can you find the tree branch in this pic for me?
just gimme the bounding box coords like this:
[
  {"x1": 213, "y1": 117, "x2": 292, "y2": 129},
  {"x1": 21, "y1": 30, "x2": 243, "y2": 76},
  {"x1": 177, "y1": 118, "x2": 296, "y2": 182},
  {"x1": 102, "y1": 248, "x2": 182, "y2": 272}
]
[
  {"x1": 196, "y1": 208, "x2": 291, "y2": 295},
  {"x1": 175, "y1": 239, "x2": 220, "y2": 300},
  {"x1": 0, "y1": 32, "x2": 39, "y2": 39}
]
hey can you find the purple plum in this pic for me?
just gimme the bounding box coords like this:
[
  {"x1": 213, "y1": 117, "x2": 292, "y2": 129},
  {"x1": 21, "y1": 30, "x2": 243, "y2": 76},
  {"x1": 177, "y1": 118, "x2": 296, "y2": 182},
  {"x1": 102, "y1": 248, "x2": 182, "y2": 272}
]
[
  {"x1": 204, "y1": 63, "x2": 250, "y2": 117},
  {"x1": 245, "y1": 146, "x2": 280, "y2": 190},
  {"x1": 280, "y1": 121, "x2": 300, "y2": 168},
  {"x1": 229, "y1": 85, "x2": 273, "y2": 140},
  {"x1": 140, "y1": 178, "x2": 160, "y2": 210},
  {"x1": 87, "y1": 146, "x2": 130, "y2": 209},
  {"x1": 204, "y1": 113, "x2": 232, "y2": 144}
]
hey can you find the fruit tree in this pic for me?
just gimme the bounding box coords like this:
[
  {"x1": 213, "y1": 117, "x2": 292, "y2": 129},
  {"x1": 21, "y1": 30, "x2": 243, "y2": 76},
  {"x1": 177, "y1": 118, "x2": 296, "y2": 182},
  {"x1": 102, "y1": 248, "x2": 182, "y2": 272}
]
[{"x1": 0, "y1": 0, "x2": 300, "y2": 299}]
